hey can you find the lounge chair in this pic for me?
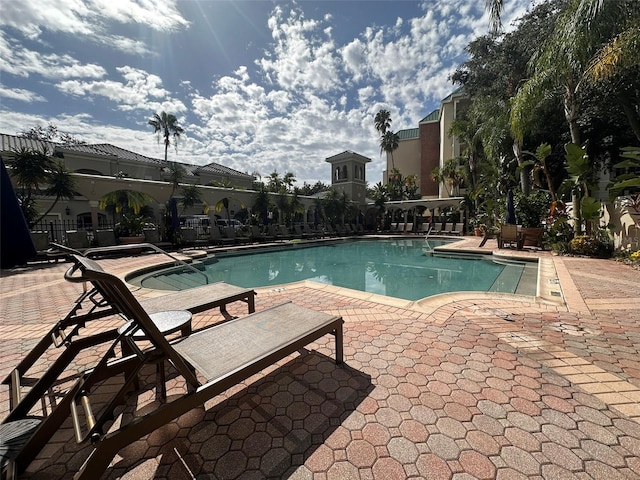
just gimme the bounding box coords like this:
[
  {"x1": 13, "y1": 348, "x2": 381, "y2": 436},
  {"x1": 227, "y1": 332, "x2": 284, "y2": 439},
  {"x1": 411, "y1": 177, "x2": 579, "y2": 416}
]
[
  {"x1": 450, "y1": 223, "x2": 464, "y2": 235},
  {"x1": 65, "y1": 230, "x2": 90, "y2": 251},
  {"x1": 249, "y1": 225, "x2": 274, "y2": 242},
  {"x1": 441, "y1": 223, "x2": 455, "y2": 235},
  {"x1": 430, "y1": 222, "x2": 443, "y2": 235},
  {"x1": 143, "y1": 228, "x2": 172, "y2": 249},
  {"x1": 268, "y1": 224, "x2": 290, "y2": 241},
  {"x1": 498, "y1": 224, "x2": 523, "y2": 249},
  {"x1": 47, "y1": 255, "x2": 343, "y2": 479},
  {"x1": 29, "y1": 231, "x2": 65, "y2": 263},
  {"x1": 95, "y1": 229, "x2": 117, "y2": 247},
  {"x1": 224, "y1": 226, "x2": 249, "y2": 244},
  {"x1": 1, "y1": 251, "x2": 258, "y2": 475},
  {"x1": 209, "y1": 225, "x2": 235, "y2": 246}
]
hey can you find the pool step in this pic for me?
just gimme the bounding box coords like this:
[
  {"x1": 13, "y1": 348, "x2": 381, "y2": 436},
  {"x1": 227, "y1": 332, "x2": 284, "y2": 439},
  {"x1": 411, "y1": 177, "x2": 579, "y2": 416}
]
[
  {"x1": 488, "y1": 264, "x2": 523, "y2": 293},
  {"x1": 142, "y1": 271, "x2": 208, "y2": 291}
]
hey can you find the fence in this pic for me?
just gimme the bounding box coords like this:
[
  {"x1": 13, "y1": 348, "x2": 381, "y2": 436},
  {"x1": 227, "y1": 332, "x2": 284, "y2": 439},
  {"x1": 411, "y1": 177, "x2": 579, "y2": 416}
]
[{"x1": 30, "y1": 219, "x2": 115, "y2": 244}]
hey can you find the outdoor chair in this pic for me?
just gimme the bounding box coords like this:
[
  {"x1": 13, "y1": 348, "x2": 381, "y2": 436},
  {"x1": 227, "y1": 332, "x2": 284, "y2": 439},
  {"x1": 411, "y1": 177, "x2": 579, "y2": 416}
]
[
  {"x1": 450, "y1": 223, "x2": 464, "y2": 235},
  {"x1": 0, "y1": 248, "x2": 257, "y2": 476},
  {"x1": 441, "y1": 223, "x2": 455, "y2": 235},
  {"x1": 10, "y1": 254, "x2": 343, "y2": 480},
  {"x1": 249, "y1": 225, "x2": 274, "y2": 242},
  {"x1": 430, "y1": 222, "x2": 443, "y2": 235},
  {"x1": 95, "y1": 229, "x2": 117, "y2": 247},
  {"x1": 29, "y1": 231, "x2": 65, "y2": 263},
  {"x1": 65, "y1": 230, "x2": 90, "y2": 251},
  {"x1": 498, "y1": 224, "x2": 523, "y2": 249},
  {"x1": 209, "y1": 226, "x2": 235, "y2": 246}
]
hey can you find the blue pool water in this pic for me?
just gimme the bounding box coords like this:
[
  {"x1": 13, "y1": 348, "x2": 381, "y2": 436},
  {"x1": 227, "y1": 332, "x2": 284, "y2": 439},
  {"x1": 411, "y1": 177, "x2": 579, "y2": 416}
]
[{"x1": 135, "y1": 239, "x2": 536, "y2": 301}]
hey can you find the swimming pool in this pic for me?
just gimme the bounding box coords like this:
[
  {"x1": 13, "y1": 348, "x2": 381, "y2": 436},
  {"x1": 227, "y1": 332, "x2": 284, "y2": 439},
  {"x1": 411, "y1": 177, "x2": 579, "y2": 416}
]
[{"x1": 133, "y1": 239, "x2": 537, "y2": 301}]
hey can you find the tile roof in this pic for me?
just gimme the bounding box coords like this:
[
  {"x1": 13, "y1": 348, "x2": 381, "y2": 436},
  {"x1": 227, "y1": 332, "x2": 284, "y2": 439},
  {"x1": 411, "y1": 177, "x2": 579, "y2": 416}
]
[
  {"x1": 0, "y1": 133, "x2": 252, "y2": 179},
  {"x1": 397, "y1": 128, "x2": 419, "y2": 140},
  {"x1": 420, "y1": 109, "x2": 440, "y2": 123}
]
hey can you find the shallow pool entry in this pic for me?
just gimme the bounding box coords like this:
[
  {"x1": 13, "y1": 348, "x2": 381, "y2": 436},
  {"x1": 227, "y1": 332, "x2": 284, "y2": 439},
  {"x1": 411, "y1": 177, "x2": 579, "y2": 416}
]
[{"x1": 134, "y1": 239, "x2": 537, "y2": 301}]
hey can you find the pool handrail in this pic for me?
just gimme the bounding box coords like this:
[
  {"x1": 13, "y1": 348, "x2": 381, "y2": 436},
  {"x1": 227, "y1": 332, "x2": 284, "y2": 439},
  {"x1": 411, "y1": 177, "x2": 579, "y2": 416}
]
[{"x1": 49, "y1": 242, "x2": 209, "y2": 286}]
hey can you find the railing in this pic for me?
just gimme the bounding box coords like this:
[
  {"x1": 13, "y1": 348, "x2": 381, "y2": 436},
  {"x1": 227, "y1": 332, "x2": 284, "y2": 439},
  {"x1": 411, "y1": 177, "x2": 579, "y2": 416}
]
[
  {"x1": 31, "y1": 219, "x2": 116, "y2": 244},
  {"x1": 50, "y1": 242, "x2": 209, "y2": 285}
]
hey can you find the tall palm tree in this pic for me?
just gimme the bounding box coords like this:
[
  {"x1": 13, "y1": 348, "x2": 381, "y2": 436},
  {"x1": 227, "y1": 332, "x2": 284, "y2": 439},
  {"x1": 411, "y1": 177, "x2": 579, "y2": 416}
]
[
  {"x1": 374, "y1": 109, "x2": 392, "y2": 135},
  {"x1": 10, "y1": 146, "x2": 76, "y2": 227},
  {"x1": 38, "y1": 161, "x2": 76, "y2": 223},
  {"x1": 163, "y1": 161, "x2": 186, "y2": 198},
  {"x1": 148, "y1": 111, "x2": 184, "y2": 163},
  {"x1": 380, "y1": 131, "x2": 400, "y2": 170}
]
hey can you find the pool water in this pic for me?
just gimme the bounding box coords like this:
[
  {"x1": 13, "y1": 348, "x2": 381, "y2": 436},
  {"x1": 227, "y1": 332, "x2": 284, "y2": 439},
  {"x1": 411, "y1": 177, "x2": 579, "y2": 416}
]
[{"x1": 136, "y1": 239, "x2": 537, "y2": 301}]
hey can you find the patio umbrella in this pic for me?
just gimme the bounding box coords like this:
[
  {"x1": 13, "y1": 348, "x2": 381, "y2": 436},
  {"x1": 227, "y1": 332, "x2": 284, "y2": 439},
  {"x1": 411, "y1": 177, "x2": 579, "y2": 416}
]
[
  {"x1": 506, "y1": 189, "x2": 517, "y2": 225},
  {"x1": 170, "y1": 197, "x2": 180, "y2": 229},
  {"x1": 1, "y1": 158, "x2": 36, "y2": 269},
  {"x1": 263, "y1": 206, "x2": 269, "y2": 226}
]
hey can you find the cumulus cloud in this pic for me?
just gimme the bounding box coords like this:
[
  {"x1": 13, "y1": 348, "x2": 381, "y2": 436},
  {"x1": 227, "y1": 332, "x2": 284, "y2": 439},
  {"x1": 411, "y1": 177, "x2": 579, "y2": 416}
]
[
  {"x1": 1, "y1": 0, "x2": 536, "y2": 185},
  {"x1": 0, "y1": 85, "x2": 46, "y2": 102},
  {"x1": 58, "y1": 66, "x2": 186, "y2": 113},
  {"x1": 0, "y1": 0, "x2": 188, "y2": 38}
]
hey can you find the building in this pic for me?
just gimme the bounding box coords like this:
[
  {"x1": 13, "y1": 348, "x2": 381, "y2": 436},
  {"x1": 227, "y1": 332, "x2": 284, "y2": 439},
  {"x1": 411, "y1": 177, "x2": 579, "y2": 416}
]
[
  {"x1": 0, "y1": 133, "x2": 259, "y2": 234},
  {"x1": 384, "y1": 87, "x2": 470, "y2": 200},
  {"x1": 325, "y1": 151, "x2": 371, "y2": 205}
]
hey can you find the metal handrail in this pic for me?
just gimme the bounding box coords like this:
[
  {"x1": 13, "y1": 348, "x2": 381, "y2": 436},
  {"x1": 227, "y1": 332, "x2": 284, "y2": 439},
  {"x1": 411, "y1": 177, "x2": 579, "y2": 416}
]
[{"x1": 49, "y1": 242, "x2": 210, "y2": 286}]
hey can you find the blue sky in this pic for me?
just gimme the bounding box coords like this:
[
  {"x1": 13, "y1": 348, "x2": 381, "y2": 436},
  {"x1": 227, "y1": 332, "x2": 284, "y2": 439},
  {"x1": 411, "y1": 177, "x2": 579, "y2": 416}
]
[{"x1": 0, "y1": 0, "x2": 532, "y2": 186}]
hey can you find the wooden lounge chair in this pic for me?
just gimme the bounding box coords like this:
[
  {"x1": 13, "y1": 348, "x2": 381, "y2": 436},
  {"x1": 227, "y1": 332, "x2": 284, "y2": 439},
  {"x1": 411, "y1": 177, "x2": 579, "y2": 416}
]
[
  {"x1": 441, "y1": 223, "x2": 454, "y2": 235},
  {"x1": 56, "y1": 255, "x2": 343, "y2": 479},
  {"x1": 498, "y1": 225, "x2": 523, "y2": 249}
]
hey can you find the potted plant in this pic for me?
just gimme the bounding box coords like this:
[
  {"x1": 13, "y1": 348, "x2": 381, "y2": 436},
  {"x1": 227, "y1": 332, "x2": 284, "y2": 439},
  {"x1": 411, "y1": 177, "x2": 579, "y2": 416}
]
[{"x1": 115, "y1": 214, "x2": 147, "y2": 244}]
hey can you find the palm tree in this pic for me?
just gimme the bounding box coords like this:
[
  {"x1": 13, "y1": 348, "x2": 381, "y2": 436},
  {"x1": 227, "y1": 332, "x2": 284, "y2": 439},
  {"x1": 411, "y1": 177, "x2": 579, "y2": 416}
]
[
  {"x1": 374, "y1": 109, "x2": 392, "y2": 135},
  {"x1": 283, "y1": 172, "x2": 296, "y2": 193},
  {"x1": 180, "y1": 185, "x2": 208, "y2": 214},
  {"x1": 99, "y1": 189, "x2": 154, "y2": 216},
  {"x1": 252, "y1": 185, "x2": 272, "y2": 225},
  {"x1": 380, "y1": 131, "x2": 400, "y2": 170},
  {"x1": 38, "y1": 161, "x2": 76, "y2": 223},
  {"x1": 148, "y1": 111, "x2": 184, "y2": 163},
  {"x1": 267, "y1": 171, "x2": 284, "y2": 193},
  {"x1": 10, "y1": 146, "x2": 76, "y2": 227},
  {"x1": 163, "y1": 161, "x2": 186, "y2": 198}
]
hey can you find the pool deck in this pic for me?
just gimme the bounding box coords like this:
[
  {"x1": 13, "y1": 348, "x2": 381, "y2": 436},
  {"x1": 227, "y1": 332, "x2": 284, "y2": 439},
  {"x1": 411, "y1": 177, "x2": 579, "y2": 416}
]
[{"x1": 1, "y1": 235, "x2": 640, "y2": 479}]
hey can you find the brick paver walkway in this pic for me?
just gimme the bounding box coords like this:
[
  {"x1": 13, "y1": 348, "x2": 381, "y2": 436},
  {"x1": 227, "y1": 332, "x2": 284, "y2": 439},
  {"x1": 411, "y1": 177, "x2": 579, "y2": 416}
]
[{"x1": 1, "y1": 242, "x2": 639, "y2": 479}]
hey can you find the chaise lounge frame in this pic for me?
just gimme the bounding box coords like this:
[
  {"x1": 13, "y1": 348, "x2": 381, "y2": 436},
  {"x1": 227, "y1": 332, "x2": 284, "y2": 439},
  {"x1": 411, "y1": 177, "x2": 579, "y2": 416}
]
[
  {"x1": 2, "y1": 254, "x2": 343, "y2": 480},
  {"x1": 1, "y1": 245, "x2": 256, "y2": 476}
]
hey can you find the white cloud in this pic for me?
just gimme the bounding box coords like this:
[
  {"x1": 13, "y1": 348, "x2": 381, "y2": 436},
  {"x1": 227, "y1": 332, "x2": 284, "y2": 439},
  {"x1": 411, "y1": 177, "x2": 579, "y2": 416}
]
[
  {"x1": 0, "y1": 86, "x2": 46, "y2": 102},
  {"x1": 257, "y1": 6, "x2": 342, "y2": 93},
  {"x1": 0, "y1": 0, "x2": 536, "y2": 186},
  {"x1": 0, "y1": 0, "x2": 188, "y2": 38},
  {"x1": 57, "y1": 66, "x2": 186, "y2": 113}
]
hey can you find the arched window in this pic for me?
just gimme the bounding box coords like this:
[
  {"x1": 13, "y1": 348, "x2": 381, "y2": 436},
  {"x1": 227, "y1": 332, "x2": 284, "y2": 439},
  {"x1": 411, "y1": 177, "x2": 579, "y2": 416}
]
[{"x1": 341, "y1": 165, "x2": 347, "y2": 180}]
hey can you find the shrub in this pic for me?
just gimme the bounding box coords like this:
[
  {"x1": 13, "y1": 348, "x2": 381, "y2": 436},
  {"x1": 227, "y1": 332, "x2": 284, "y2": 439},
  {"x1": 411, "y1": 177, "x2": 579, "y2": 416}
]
[{"x1": 569, "y1": 234, "x2": 613, "y2": 258}]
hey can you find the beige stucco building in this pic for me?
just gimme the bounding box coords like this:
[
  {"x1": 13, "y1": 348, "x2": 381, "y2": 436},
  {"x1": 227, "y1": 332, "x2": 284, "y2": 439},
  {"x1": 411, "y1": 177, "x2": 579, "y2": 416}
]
[{"x1": 383, "y1": 87, "x2": 470, "y2": 200}]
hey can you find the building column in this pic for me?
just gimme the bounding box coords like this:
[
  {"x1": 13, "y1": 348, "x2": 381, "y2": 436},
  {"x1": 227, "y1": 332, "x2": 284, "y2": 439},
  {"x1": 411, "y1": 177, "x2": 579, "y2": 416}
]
[{"x1": 89, "y1": 200, "x2": 99, "y2": 231}]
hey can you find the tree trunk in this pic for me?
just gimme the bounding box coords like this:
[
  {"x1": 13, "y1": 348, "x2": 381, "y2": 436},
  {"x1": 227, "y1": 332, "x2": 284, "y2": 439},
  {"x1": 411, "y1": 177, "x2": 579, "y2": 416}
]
[
  {"x1": 564, "y1": 85, "x2": 582, "y2": 234},
  {"x1": 619, "y1": 98, "x2": 640, "y2": 142},
  {"x1": 513, "y1": 140, "x2": 530, "y2": 196}
]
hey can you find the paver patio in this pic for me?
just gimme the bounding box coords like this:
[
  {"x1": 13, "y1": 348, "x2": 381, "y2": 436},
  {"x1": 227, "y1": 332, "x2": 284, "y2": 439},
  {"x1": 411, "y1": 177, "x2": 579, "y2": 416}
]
[{"x1": 1, "y1": 237, "x2": 639, "y2": 479}]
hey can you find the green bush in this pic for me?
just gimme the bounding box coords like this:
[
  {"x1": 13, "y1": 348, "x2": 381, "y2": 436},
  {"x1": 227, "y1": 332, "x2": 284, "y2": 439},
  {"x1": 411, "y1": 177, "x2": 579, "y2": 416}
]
[
  {"x1": 514, "y1": 190, "x2": 551, "y2": 227},
  {"x1": 569, "y1": 234, "x2": 613, "y2": 258}
]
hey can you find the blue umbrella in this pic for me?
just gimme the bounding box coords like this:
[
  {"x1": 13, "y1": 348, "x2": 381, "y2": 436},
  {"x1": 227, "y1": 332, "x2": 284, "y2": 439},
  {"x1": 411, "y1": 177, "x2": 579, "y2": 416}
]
[
  {"x1": 506, "y1": 189, "x2": 516, "y2": 224},
  {"x1": 1, "y1": 158, "x2": 36, "y2": 268},
  {"x1": 170, "y1": 198, "x2": 180, "y2": 229}
]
